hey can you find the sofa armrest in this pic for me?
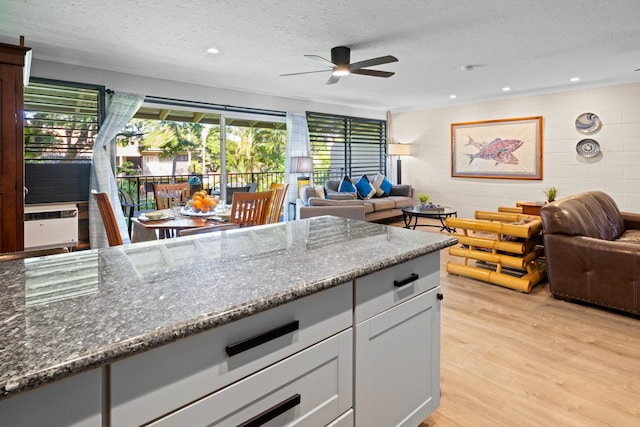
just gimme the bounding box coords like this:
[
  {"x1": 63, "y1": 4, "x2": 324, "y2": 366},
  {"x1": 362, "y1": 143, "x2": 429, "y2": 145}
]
[{"x1": 622, "y1": 211, "x2": 640, "y2": 230}]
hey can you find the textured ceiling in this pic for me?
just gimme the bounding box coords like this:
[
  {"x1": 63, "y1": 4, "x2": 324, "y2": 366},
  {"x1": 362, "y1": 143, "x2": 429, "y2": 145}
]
[{"x1": 1, "y1": 0, "x2": 640, "y2": 111}]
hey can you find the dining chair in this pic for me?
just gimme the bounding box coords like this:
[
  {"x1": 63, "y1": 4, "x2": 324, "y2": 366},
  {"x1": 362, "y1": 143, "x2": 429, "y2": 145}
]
[
  {"x1": 93, "y1": 192, "x2": 124, "y2": 247},
  {"x1": 230, "y1": 190, "x2": 273, "y2": 227},
  {"x1": 266, "y1": 183, "x2": 289, "y2": 224},
  {"x1": 177, "y1": 223, "x2": 240, "y2": 237},
  {"x1": 153, "y1": 183, "x2": 190, "y2": 210}
]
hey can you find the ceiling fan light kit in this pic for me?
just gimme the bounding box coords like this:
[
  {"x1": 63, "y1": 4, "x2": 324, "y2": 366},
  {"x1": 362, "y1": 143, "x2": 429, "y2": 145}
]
[{"x1": 282, "y1": 45, "x2": 397, "y2": 85}]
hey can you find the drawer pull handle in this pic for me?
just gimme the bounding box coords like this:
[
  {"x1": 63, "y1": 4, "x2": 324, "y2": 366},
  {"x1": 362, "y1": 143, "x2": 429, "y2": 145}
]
[
  {"x1": 238, "y1": 393, "x2": 301, "y2": 427},
  {"x1": 394, "y1": 273, "x2": 419, "y2": 288},
  {"x1": 226, "y1": 320, "x2": 299, "y2": 357}
]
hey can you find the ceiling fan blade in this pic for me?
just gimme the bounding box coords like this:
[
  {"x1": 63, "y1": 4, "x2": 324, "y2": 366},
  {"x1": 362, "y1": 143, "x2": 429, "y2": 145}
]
[
  {"x1": 304, "y1": 54, "x2": 335, "y2": 67},
  {"x1": 326, "y1": 74, "x2": 341, "y2": 85},
  {"x1": 280, "y1": 70, "x2": 332, "y2": 77},
  {"x1": 350, "y1": 55, "x2": 398, "y2": 71},
  {"x1": 351, "y1": 69, "x2": 395, "y2": 78}
]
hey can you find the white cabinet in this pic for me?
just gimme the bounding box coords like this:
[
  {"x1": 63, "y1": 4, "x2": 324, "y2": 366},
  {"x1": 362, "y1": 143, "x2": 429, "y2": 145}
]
[
  {"x1": 354, "y1": 253, "x2": 442, "y2": 427},
  {"x1": 111, "y1": 283, "x2": 352, "y2": 426},
  {"x1": 0, "y1": 368, "x2": 102, "y2": 427}
]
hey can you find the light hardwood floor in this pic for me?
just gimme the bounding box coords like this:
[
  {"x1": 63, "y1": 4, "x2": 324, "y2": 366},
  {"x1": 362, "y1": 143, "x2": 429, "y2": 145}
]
[{"x1": 384, "y1": 219, "x2": 640, "y2": 427}]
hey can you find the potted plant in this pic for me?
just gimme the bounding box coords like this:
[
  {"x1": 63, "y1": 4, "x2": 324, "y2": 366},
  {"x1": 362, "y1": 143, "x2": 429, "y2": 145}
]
[
  {"x1": 543, "y1": 186, "x2": 558, "y2": 203},
  {"x1": 418, "y1": 193, "x2": 429, "y2": 206}
]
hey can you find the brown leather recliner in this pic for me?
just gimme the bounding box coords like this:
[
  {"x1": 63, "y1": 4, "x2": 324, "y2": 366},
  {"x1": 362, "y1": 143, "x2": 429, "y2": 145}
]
[{"x1": 540, "y1": 191, "x2": 640, "y2": 315}]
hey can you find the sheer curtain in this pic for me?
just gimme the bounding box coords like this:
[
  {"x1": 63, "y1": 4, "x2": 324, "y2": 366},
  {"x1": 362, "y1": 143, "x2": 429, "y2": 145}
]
[
  {"x1": 386, "y1": 110, "x2": 398, "y2": 184},
  {"x1": 284, "y1": 113, "x2": 311, "y2": 220},
  {"x1": 89, "y1": 91, "x2": 144, "y2": 248}
]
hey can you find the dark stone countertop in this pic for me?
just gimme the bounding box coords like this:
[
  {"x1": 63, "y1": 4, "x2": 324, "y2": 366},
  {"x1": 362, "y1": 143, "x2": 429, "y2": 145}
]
[{"x1": 0, "y1": 216, "x2": 456, "y2": 399}]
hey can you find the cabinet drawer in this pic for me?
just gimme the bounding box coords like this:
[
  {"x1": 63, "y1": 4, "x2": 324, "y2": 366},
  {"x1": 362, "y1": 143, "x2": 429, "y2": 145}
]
[
  {"x1": 327, "y1": 409, "x2": 354, "y2": 426},
  {"x1": 111, "y1": 283, "x2": 352, "y2": 427},
  {"x1": 355, "y1": 253, "x2": 439, "y2": 324},
  {"x1": 150, "y1": 329, "x2": 353, "y2": 427}
]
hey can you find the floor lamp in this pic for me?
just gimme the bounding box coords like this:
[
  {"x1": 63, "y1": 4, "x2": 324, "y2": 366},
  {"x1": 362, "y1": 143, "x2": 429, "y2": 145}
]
[
  {"x1": 290, "y1": 156, "x2": 314, "y2": 193},
  {"x1": 387, "y1": 143, "x2": 411, "y2": 184}
]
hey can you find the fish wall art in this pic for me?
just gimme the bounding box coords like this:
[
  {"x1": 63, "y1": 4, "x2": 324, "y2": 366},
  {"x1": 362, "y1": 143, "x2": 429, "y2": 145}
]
[{"x1": 451, "y1": 116, "x2": 543, "y2": 180}]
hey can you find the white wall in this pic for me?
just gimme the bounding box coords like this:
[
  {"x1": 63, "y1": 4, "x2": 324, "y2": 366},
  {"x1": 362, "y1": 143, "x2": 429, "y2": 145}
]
[
  {"x1": 392, "y1": 83, "x2": 640, "y2": 218},
  {"x1": 31, "y1": 59, "x2": 386, "y2": 120}
]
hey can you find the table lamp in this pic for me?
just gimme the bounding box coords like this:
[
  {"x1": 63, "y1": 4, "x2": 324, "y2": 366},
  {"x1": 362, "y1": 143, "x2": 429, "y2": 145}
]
[{"x1": 290, "y1": 156, "x2": 313, "y2": 193}]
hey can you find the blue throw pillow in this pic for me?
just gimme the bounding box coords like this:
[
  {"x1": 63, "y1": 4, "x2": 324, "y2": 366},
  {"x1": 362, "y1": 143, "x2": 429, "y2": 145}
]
[
  {"x1": 355, "y1": 175, "x2": 376, "y2": 199},
  {"x1": 338, "y1": 175, "x2": 356, "y2": 194},
  {"x1": 379, "y1": 175, "x2": 393, "y2": 196}
]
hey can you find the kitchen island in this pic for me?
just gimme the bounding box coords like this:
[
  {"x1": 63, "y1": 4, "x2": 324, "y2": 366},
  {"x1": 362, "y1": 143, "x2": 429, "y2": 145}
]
[{"x1": 0, "y1": 216, "x2": 456, "y2": 426}]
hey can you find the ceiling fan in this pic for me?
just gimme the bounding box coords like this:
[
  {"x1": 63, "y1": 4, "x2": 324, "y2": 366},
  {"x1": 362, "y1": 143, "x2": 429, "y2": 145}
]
[{"x1": 280, "y1": 46, "x2": 398, "y2": 85}]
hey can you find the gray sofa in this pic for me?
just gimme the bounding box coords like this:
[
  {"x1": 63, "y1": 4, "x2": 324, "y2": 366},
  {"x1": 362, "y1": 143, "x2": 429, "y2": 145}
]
[{"x1": 297, "y1": 180, "x2": 415, "y2": 222}]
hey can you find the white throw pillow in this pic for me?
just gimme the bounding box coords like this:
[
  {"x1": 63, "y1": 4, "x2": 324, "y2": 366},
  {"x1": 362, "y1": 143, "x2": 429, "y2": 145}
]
[{"x1": 372, "y1": 173, "x2": 386, "y2": 197}]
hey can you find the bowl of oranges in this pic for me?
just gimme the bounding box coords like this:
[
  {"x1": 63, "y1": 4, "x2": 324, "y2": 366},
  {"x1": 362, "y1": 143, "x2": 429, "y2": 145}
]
[{"x1": 181, "y1": 190, "x2": 220, "y2": 216}]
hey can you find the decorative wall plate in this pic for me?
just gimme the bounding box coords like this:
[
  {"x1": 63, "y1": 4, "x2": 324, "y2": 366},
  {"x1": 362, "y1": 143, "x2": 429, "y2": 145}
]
[
  {"x1": 575, "y1": 113, "x2": 602, "y2": 134},
  {"x1": 576, "y1": 138, "x2": 600, "y2": 158}
]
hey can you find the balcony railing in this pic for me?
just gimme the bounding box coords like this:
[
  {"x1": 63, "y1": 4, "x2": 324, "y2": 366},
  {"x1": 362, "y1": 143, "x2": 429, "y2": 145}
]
[{"x1": 116, "y1": 169, "x2": 346, "y2": 214}]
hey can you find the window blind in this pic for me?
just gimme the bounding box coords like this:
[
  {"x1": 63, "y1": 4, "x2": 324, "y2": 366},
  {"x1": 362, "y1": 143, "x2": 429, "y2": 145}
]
[
  {"x1": 306, "y1": 112, "x2": 387, "y2": 183},
  {"x1": 24, "y1": 79, "x2": 103, "y2": 162}
]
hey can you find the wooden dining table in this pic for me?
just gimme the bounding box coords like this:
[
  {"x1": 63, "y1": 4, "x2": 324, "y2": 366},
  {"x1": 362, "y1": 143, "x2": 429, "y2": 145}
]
[{"x1": 131, "y1": 213, "x2": 236, "y2": 243}]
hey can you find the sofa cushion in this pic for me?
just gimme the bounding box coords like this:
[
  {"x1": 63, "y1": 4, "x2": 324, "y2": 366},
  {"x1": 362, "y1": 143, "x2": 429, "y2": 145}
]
[
  {"x1": 327, "y1": 192, "x2": 357, "y2": 201},
  {"x1": 307, "y1": 198, "x2": 364, "y2": 207},
  {"x1": 371, "y1": 173, "x2": 387, "y2": 197},
  {"x1": 389, "y1": 184, "x2": 412, "y2": 197},
  {"x1": 325, "y1": 180, "x2": 340, "y2": 192},
  {"x1": 367, "y1": 198, "x2": 395, "y2": 212},
  {"x1": 541, "y1": 191, "x2": 624, "y2": 240},
  {"x1": 299, "y1": 185, "x2": 317, "y2": 205},
  {"x1": 379, "y1": 175, "x2": 393, "y2": 195},
  {"x1": 389, "y1": 195, "x2": 415, "y2": 209},
  {"x1": 315, "y1": 185, "x2": 326, "y2": 199},
  {"x1": 616, "y1": 229, "x2": 640, "y2": 244},
  {"x1": 338, "y1": 175, "x2": 357, "y2": 194},
  {"x1": 355, "y1": 175, "x2": 376, "y2": 199}
]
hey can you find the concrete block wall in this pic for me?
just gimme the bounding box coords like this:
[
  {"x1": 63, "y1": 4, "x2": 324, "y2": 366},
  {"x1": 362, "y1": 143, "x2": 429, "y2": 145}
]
[{"x1": 392, "y1": 82, "x2": 640, "y2": 219}]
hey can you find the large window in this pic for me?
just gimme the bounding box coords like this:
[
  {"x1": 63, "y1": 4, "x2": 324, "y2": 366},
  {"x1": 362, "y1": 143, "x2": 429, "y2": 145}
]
[
  {"x1": 306, "y1": 112, "x2": 387, "y2": 182},
  {"x1": 23, "y1": 79, "x2": 104, "y2": 162},
  {"x1": 116, "y1": 100, "x2": 286, "y2": 208}
]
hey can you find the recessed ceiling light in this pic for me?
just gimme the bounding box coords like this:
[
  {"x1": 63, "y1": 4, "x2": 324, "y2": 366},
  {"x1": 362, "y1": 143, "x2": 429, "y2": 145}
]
[
  {"x1": 502, "y1": 87, "x2": 511, "y2": 92},
  {"x1": 449, "y1": 94, "x2": 457, "y2": 99},
  {"x1": 206, "y1": 47, "x2": 219, "y2": 54},
  {"x1": 570, "y1": 77, "x2": 580, "y2": 82}
]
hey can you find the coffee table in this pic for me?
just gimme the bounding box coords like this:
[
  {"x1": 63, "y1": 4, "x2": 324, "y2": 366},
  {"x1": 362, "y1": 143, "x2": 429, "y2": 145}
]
[{"x1": 402, "y1": 206, "x2": 457, "y2": 232}]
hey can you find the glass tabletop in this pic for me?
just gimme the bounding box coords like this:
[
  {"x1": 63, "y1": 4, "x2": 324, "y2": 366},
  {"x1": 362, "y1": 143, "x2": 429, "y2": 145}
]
[{"x1": 402, "y1": 206, "x2": 456, "y2": 216}]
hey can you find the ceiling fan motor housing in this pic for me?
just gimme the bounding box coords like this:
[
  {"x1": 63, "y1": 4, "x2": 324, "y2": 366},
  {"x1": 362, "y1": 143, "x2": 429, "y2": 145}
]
[{"x1": 331, "y1": 46, "x2": 351, "y2": 66}]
